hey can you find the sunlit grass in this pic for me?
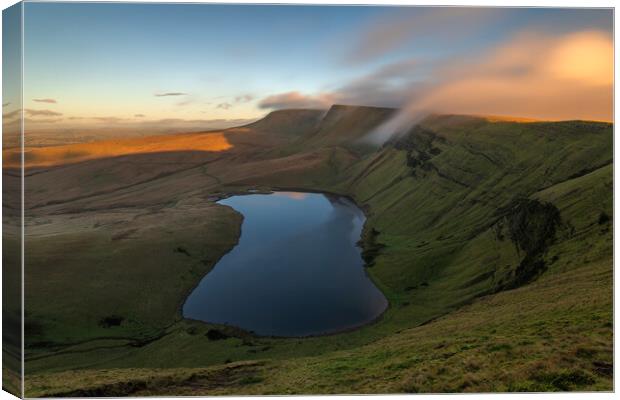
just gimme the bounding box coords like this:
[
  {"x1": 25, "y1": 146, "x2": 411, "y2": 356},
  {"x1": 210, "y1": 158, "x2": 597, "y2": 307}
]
[{"x1": 3, "y1": 131, "x2": 232, "y2": 168}]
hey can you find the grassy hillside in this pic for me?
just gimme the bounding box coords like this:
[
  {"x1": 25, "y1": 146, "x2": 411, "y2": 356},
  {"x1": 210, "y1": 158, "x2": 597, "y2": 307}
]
[
  {"x1": 3, "y1": 167, "x2": 22, "y2": 397},
  {"x1": 13, "y1": 107, "x2": 612, "y2": 395},
  {"x1": 243, "y1": 109, "x2": 325, "y2": 137},
  {"x1": 281, "y1": 105, "x2": 395, "y2": 156},
  {"x1": 4, "y1": 130, "x2": 235, "y2": 168}
]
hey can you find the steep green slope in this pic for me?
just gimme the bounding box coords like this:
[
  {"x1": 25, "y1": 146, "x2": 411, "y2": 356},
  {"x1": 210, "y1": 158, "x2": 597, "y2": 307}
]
[
  {"x1": 243, "y1": 109, "x2": 325, "y2": 137},
  {"x1": 305, "y1": 105, "x2": 395, "y2": 144},
  {"x1": 338, "y1": 118, "x2": 611, "y2": 309},
  {"x1": 20, "y1": 110, "x2": 613, "y2": 395},
  {"x1": 280, "y1": 105, "x2": 396, "y2": 155}
]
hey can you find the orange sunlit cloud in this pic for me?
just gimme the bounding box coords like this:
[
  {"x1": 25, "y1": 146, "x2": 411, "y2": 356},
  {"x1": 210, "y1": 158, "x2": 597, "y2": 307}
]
[
  {"x1": 545, "y1": 31, "x2": 613, "y2": 86},
  {"x1": 420, "y1": 30, "x2": 613, "y2": 122},
  {"x1": 367, "y1": 29, "x2": 613, "y2": 141}
]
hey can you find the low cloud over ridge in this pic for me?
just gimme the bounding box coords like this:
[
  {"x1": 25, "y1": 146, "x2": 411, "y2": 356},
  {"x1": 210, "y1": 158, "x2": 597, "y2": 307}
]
[
  {"x1": 261, "y1": 28, "x2": 612, "y2": 144},
  {"x1": 364, "y1": 29, "x2": 613, "y2": 143},
  {"x1": 258, "y1": 91, "x2": 335, "y2": 110}
]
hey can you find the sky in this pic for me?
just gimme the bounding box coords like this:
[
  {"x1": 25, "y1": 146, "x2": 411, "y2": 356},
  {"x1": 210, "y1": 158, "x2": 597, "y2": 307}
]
[{"x1": 3, "y1": 3, "x2": 614, "y2": 134}]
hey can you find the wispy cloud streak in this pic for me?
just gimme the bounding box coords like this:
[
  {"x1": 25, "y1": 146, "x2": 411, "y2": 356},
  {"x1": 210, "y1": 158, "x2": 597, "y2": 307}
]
[
  {"x1": 154, "y1": 92, "x2": 187, "y2": 97},
  {"x1": 25, "y1": 109, "x2": 63, "y2": 117}
]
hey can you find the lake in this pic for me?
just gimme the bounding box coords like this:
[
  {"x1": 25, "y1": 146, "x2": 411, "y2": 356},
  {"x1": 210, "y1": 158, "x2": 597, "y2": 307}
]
[{"x1": 183, "y1": 191, "x2": 388, "y2": 337}]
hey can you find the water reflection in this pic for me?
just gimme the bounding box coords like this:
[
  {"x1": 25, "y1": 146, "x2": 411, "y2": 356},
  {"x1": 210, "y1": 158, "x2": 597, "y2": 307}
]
[{"x1": 183, "y1": 192, "x2": 387, "y2": 337}]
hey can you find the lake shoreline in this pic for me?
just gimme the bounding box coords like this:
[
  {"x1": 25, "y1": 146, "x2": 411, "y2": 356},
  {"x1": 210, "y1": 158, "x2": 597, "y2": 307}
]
[{"x1": 180, "y1": 186, "x2": 391, "y2": 339}]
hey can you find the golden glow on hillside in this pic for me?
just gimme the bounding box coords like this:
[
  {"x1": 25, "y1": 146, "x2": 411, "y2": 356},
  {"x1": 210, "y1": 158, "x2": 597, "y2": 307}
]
[
  {"x1": 479, "y1": 115, "x2": 542, "y2": 123},
  {"x1": 4, "y1": 131, "x2": 232, "y2": 168}
]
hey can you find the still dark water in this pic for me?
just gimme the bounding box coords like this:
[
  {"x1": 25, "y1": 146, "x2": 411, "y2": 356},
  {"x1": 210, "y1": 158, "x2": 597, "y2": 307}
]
[{"x1": 183, "y1": 191, "x2": 388, "y2": 337}]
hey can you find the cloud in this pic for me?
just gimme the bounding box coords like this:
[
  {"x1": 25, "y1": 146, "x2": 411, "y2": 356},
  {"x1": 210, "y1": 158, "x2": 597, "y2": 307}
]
[
  {"x1": 33, "y1": 98, "x2": 57, "y2": 104},
  {"x1": 331, "y1": 58, "x2": 430, "y2": 108},
  {"x1": 258, "y1": 91, "x2": 335, "y2": 110},
  {"x1": 259, "y1": 59, "x2": 426, "y2": 110},
  {"x1": 216, "y1": 102, "x2": 233, "y2": 110},
  {"x1": 3, "y1": 109, "x2": 20, "y2": 119},
  {"x1": 67, "y1": 114, "x2": 139, "y2": 124},
  {"x1": 261, "y1": 28, "x2": 612, "y2": 134},
  {"x1": 210, "y1": 95, "x2": 254, "y2": 110},
  {"x1": 25, "y1": 109, "x2": 63, "y2": 117},
  {"x1": 346, "y1": 8, "x2": 503, "y2": 64},
  {"x1": 24, "y1": 117, "x2": 63, "y2": 124},
  {"x1": 67, "y1": 115, "x2": 129, "y2": 123},
  {"x1": 154, "y1": 92, "x2": 187, "y2": 97},
  {"x1": 421, "y1": 30, "x2": 612, "y2": 118},
  {"x1": 176, "y1": 99, "x2": 194, "y2": 106},
  {"x1": 234, "y1": 94, "x2": 254, "y2": 103},
  {"x1": 366, "y1": 29, "x2": 613, "y2": 143},
  {"x1": 4, "y1": 115, "x2": 63, "y2": 128},
  {"x1": 92, "y1": 116, "x2": 129, "y2": 123}
]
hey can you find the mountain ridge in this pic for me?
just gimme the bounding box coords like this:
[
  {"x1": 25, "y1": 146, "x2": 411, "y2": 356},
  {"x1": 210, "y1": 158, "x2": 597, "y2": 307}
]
[{"x1": 10, "y1": 103, "x2": 613, "y2": 395}]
